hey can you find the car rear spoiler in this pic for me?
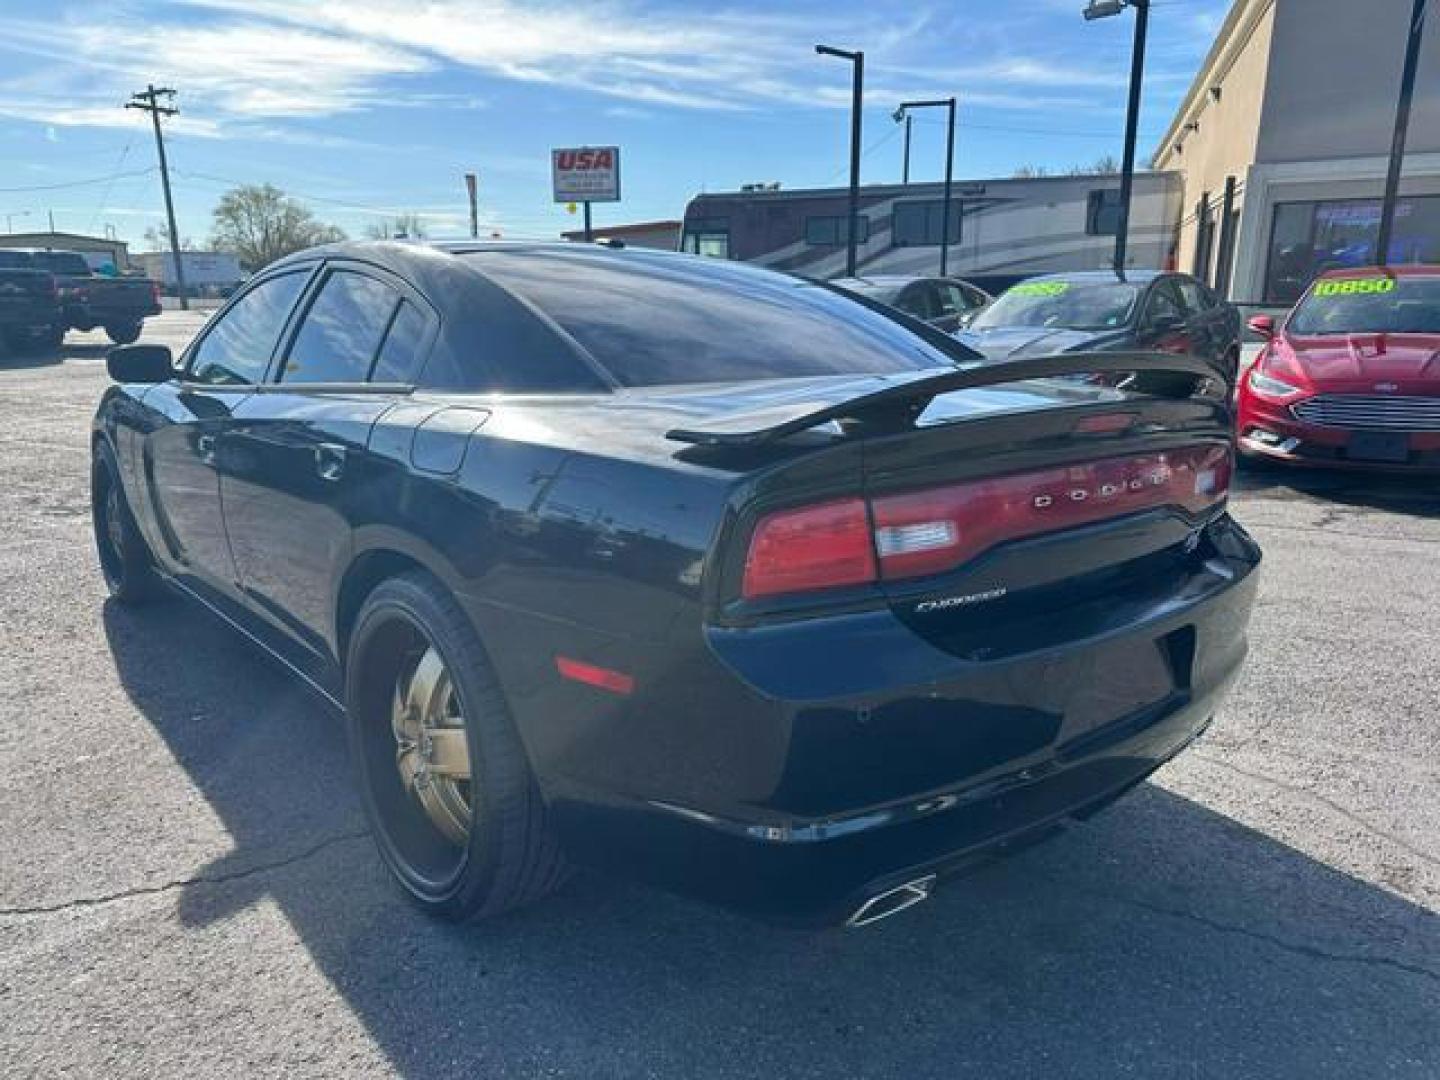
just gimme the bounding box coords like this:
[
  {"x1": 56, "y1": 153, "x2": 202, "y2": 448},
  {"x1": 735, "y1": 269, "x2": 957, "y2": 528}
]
[{"x1": 664, "y1": 351, "x2": 1223, "y2": 448}]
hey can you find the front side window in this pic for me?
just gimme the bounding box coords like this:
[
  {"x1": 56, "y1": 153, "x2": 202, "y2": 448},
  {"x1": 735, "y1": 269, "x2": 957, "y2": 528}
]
[
  {"x1": 188, "y1": 270, "x2": 309, "y2": 385},
  {"x1": 282, "y1": 270, "x2": 401, "y2": 384},
  {"x1": 893, "y1": 201, "x2": 962, "y2": 247}
]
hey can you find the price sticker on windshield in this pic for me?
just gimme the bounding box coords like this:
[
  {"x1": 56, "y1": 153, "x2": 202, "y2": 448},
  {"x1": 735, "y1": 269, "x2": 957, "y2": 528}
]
[
  {"x1": 1010, "y1": 281, "x2": 1070, "y2": 297},
  {"x1": 1313, "y1": 277, "x2": 1396, "y2": 298}
]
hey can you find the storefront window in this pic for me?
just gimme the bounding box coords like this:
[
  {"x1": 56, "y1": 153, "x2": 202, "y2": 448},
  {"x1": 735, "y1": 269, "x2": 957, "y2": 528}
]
[{"x1": 1264, "y1": 195, "x2": 1440, "y2": 303}]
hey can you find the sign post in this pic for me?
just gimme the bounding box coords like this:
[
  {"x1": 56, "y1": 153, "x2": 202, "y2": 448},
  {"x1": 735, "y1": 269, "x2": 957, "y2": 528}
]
[{"x1": 552, "y1": 147, "x2": 621, "y2": 243}]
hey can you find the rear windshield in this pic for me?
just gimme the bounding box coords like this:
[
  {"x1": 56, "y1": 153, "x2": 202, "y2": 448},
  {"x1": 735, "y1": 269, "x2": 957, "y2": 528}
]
[
  {"x1": 463, "y1": 250, "x2": 955, "y2": 387},
  {"x1": 973, "y1": 279, "x2": 1140, "y2": 331},
  {"x1": 0, "y1": 251, "x2": 34, "y2": 269},
  {"x1": 1290, "y1": 275, "x2": 1440, "y2": 335},
  {"x1": 31, "y1": 252, "x2": 92, "y2": 276}
]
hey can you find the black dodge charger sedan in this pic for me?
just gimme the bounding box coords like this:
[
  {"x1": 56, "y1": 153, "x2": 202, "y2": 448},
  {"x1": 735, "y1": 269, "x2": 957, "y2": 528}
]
[{"x1": 91, "y1": 241, "x2": 1259, "y2": 927}]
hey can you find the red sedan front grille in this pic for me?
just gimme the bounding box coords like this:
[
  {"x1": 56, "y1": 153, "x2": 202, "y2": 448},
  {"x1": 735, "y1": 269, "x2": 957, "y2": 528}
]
[{"x1": 1292, "y1": 394, "x2": 1440, "y2": 432}]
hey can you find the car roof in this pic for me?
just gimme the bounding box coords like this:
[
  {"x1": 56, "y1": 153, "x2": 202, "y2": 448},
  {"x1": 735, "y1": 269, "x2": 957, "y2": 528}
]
[{"x1": 1317, "y1": 264, "x2": 1440, "y2": 279}]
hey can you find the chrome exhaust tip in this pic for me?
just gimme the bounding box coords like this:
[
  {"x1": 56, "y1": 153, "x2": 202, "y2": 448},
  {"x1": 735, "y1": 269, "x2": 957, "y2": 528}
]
[{"x1": 845, "y1": 874, "x2": 936, "y2": 928}]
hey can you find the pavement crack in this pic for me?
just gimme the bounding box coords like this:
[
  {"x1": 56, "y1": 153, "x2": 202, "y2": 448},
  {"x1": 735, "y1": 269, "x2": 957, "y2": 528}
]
[
  {"x1": 0, "y1": 829, "x2": 371, "y2": 918},
  {"x1": 1100, "y1": 891, "x2": 1440, "y2": 987},
  {"x1": 1190, "y1": 750, "x2": 1440, "y2": 875}
]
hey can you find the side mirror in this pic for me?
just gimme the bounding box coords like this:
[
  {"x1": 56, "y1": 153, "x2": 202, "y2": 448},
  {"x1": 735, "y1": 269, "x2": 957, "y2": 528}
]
[
  {"x1": 1246, "y1": 314, "x2": 1275, "y2": 339},
  {"x1": 107, "y1": 344, "x2": 174, "y2": 384}
]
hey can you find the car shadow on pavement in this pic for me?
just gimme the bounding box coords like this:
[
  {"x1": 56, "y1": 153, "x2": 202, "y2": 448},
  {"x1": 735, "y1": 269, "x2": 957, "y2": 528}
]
[
  {"x1": 103, "y1": 596, "x2": 1440, "y2": 1079},
  {"x1": 1235, "y1": 457, "x2": 1440, "y2": 518}
]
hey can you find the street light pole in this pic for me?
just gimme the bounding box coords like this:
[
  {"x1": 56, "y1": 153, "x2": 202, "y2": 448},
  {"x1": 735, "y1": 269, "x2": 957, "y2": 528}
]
[
  {"x1": 1084, "y1": 0, "x2": 1149, "y2": 278},
  {"x1": 896, "y1": 98, "x2": 958, "y2": 276},
  {"x1": 1377, "y1": 0, "x2": 1428, "y2": 268},
  {"x1": 816, "y1": 44, "x2": 864, "y2": 277},
  {"x1": 902, "y1": 113, "x2": 912, "y2": 183}
]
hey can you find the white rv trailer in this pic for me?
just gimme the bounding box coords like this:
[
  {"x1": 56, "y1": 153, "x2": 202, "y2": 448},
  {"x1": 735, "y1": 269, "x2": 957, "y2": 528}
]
[{"x1": 680, "y1": 171, "x2": 1183, "y2": 292}]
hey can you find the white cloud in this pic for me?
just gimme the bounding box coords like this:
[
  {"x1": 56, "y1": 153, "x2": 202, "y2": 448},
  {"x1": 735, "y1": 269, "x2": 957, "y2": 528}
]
[{"x1": 0, "y1": 0, "x2": 1165, "y2": 135}]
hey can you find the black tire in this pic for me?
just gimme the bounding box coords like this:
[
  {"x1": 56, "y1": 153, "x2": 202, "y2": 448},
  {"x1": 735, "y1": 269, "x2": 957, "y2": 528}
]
[
  {"x1": 91, "y1": 442, "x2": 158, "y2": 605},
  {"x1": 105, "y1": 321, "x2": 142, "y2": 345},
  {"x1": 345, "y1": 571, "x2": 568, "y2": 920}
]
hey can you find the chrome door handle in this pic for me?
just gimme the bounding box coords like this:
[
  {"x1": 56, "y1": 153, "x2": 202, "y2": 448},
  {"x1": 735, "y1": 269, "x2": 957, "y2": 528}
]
[
  {"x1": 314, "y1": 442, "x2": 346, "y2": 482},
  {"x1": 196, "y1": 434, "x2": 216, "y2": 464}
]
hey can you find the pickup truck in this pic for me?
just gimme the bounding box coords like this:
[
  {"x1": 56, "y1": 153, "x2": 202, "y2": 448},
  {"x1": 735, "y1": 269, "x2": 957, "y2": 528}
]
[
  {"x1": 0, "y1": 250, "x2": 63, "y2": 353},
  {"x1": 23, "y1": 249, "x2": 161, "y2": 345}
]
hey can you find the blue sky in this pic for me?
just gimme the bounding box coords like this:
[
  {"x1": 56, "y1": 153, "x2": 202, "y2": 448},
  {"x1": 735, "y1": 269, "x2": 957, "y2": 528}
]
[{"x1": 0, "y1": 0, "x2": 1229, "y2": 250}]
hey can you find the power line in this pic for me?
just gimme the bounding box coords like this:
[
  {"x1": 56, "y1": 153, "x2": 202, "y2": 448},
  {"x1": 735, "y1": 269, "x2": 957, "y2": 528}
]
[
  {"x1": 0, "y1": 167, "x2": 155, "y2": 194},
  {"x1": 86, "y1": 135, "x2": 136, "y2": 234}
]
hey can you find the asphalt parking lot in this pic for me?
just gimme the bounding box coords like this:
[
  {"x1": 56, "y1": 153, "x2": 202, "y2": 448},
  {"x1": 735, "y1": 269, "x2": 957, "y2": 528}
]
[{"x1": 1, "y1": 312, "x2": 1437, "y2": 1078}]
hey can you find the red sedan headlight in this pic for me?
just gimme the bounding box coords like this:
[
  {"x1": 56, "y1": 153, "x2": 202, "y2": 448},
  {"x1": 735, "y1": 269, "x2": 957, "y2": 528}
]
[{"x1": 1247, "y1": 344, "x2": 1308, "y2": 402}]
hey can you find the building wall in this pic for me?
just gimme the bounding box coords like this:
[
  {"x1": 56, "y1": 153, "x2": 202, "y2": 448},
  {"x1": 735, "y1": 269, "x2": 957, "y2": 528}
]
[
  {"x1": 1156, "y1": 0, "x2": 1440, "y2": 302},
  {"x1": 1153, "y1": 0, "x2": 1275, "y2": 285},
  {"x1": 0, "y1": 232, "x2": 131, "y2": 271},
  {"x1": 1258, "y1": 0, "x2": 1440, "y2": 163}
]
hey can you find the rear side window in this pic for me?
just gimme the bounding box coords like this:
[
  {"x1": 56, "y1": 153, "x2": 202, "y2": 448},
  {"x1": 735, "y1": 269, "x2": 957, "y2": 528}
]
[
  {"x1": 31, "y1": 252, "x2": 91, "y2": 275},
  {"x1": 189, "y1": 271, "x2": 309, "y2": 385},
  {"x1": 282, "y1": 270, "x2": 399, "y2": 384},
  {"x1": 1175, "y1": 278, "x2": 1206, "y2": 313},
  {"x1": 0, "y1": 251, "x2": 33, "y2": 269},
  {"x1": 464, "y1": 251, "x2": 951, "y2": 387},
  {"x1": 372, "y1": 300, "x2": 430, "y2": 383}
]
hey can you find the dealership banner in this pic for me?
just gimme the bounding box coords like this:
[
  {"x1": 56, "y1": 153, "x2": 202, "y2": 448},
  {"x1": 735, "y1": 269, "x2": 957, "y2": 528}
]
[{"x1": 552, "y1": 147, "x2": 621, "y2": 203}]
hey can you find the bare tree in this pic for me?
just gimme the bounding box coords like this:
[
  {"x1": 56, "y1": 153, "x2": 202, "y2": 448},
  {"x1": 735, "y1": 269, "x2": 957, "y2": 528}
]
[
  {"x1": 1067, "y1": 154, "x2": 1121, "y2": 176},
  {"x1": 365, "y1": 212, "x2": 429, "y2": 240},
  {"x1": 143, "y1": 223, "x2": 195, "y2": 251},
  {"x1": 209, "y1": 184, "x2": 347, "y2": 272},
  {"x1": 1012, "y1": 164, "x2": 1050, "y2": 178}
]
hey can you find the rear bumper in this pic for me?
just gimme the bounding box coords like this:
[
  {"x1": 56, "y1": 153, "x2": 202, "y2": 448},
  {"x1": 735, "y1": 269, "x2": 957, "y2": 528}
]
[{"x1": 537, "y1": 518, "x2": 1260, "y2": 924}]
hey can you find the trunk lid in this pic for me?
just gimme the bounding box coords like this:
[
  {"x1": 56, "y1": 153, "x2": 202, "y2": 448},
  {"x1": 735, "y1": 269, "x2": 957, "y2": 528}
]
[{"x1": 693, "y1": 351, "x2": 1233, "y2": 639}]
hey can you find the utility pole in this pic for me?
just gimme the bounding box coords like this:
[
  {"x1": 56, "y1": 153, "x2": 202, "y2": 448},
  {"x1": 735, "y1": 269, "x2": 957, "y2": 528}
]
[
  {"x1": 1377, "y1": 0, "x2": 1428, "y2": 268},
  {"x1": 126, "y1": 85, "x2": 188, "y2": 310}
]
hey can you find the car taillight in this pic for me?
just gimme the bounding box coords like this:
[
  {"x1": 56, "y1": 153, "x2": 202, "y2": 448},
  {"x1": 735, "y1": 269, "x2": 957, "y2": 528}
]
[
  {"x1": 151, "y1": 281, "x2": 161, "y2": 306},
  {"x1": 742, "y1": 498, "x2": 875, "y2": 600},
  {"x1": 741, "y1": 445, "x2": 1231, "y2": 601}
]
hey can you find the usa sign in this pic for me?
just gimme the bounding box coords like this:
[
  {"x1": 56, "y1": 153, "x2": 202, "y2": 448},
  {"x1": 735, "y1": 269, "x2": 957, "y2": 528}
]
[{"x1": 551, "y1": 146, "x2": 621, "y2": 203}]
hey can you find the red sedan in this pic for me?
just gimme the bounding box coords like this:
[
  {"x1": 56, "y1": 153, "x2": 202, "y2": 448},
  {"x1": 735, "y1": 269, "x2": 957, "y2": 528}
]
[{"x1": 1238, "y1": 265, "x2": 1440, "y2": 469}]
